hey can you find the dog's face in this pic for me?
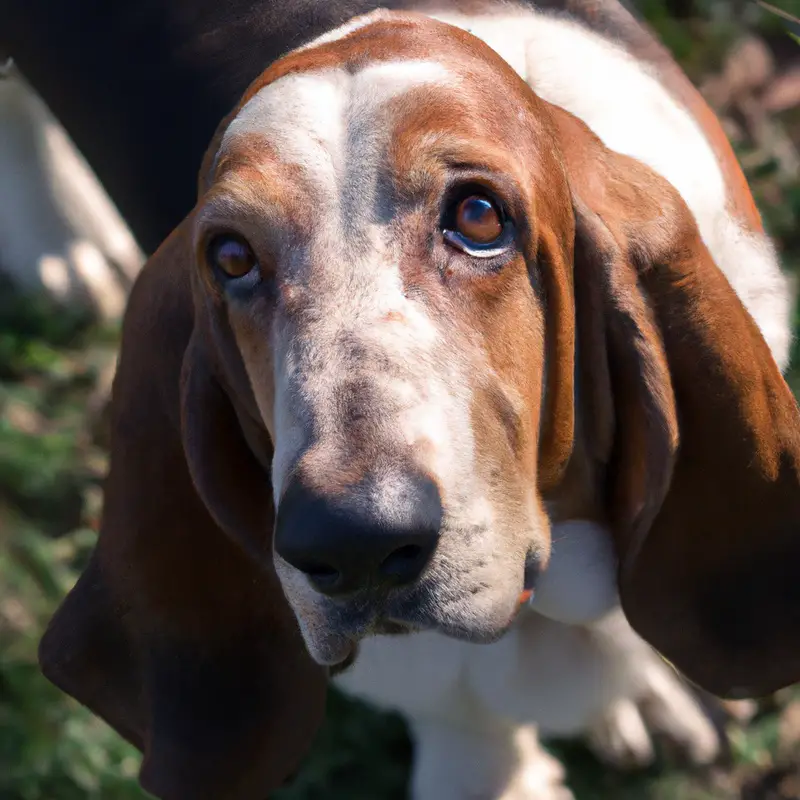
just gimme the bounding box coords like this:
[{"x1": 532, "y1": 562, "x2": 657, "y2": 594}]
[
  {"x1": 38, "y1": 18, "x2": 800, "y2": 797},
  {"x1": 192, "y1": 14, "x2": 575, "y2": 664}
]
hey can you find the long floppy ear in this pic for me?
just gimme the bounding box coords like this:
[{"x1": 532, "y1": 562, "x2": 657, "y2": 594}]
[
  {"x1": 558, "y1": 110, "x2": 800, "y2": 699},
  {"x1": 39, "y1": 225, "x2": 327, "y2": 800},
  {"x1": 535, "y1": 212, "x2": 576, "y2": 493}
]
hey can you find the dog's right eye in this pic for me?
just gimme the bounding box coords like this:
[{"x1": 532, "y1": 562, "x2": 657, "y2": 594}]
[{"x1": 206, "y1": 234, "x2": 257, "y2": 279}]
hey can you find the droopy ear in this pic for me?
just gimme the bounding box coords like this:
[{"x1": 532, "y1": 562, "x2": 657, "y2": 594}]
[
  {"x1": 39, "y1": 225, "x2": 327, "y2": 800},
  {"x1": 535, "y1": 218, "x2": 576, "y2": 494},
  {"x1": 561, "y1": 112, "x2": 800, "y2": 699}
]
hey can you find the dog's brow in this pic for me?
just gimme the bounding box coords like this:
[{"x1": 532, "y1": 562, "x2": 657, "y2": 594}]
[
  {"x1": 222, "y1": 61, "x2": 455, "y2": 153},
  {"x1": 399, "y1": 134, "x2": 523, "y2": 177},
  {"x1": 193, "y1": 196, "x2": 281, "y2": 245}
]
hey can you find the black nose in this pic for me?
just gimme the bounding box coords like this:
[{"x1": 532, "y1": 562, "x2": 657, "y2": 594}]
[{"x1": 274, "y1": 472, "x2": 443, "y2": 596}]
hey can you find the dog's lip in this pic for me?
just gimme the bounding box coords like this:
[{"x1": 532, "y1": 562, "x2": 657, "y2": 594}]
[
  {"x1": 523, "y1": 551, "x2": 542, "y2": 592},
  {"x1": 518, "y1": 552, "x2": 542, "y2": 607},
  {"x1": 329, "y1": 643, "x2": 360, "y2": 675},
  {"x1": 309, "y1": 576, "x2": 530, "y2": 655},
  {"x1": 312, "y1": 604, "x2": 521, "y2": 665},
  {"x1": 377, "y1": 618, "x2": 422, "y2": 634},
  {"x1": 310, "y1": 633, "x2": 355, "y2": 667}
]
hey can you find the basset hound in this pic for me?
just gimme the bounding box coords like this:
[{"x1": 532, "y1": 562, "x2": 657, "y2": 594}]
[{"x1": 38, "y1": 5, "x2": 800, "y2": 800}]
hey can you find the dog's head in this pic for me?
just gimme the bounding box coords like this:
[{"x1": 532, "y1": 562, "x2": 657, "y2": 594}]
[
  {"x1": 40, "y1": 11, "x2": 800, "y2": 800},
  {"x1": 190, "y1": 12, "x2": 584, "y2": 664}
]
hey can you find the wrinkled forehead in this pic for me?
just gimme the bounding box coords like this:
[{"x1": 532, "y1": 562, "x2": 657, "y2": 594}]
[
  {"x1": 211, "y1": 15, "x2": 543, "y2": 193},
  {"x1": 219, "y1": 60, "x2": 455, "y2": 180}
]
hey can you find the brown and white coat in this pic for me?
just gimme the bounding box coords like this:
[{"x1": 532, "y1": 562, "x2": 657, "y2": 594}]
[{"x1": 35, "y1": 4, "x2": 800, "y2": 800}]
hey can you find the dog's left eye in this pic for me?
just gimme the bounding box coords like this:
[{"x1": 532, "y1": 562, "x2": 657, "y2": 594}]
[
  {"x1": 443, "y1": 193, "x2": 513, "y2": 258},
  {"x1": 206, "y1": 234, "x2": 257, "y2": 279}
]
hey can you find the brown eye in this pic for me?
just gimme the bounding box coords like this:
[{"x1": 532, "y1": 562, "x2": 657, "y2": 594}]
[
  {"x1": 455, "y1": 195, "x2": 503, "y2": 244},
  {"x1": 207, "y1": 234, "x2": 257, "y2": 278},
  {"x1": 442, "y1": 191, "x2": 513, "y2": 259}
]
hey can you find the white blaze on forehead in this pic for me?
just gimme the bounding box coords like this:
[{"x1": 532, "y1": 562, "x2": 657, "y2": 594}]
[
  {"x1": 219, "y1": 55, "x2": 484, "y2": 513},
  {"x1": 223, "y1": 73, "x2": 345, "y2": 195},
  {"x1": 219, "y1": 59, "x2": 453, "y2": 193},
  {"x1": 295, "y1": 10, "x2": 397, "y2": 52}
]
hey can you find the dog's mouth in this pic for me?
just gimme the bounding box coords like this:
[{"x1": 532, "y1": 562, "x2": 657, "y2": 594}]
[
  {"x1": 297, "y1": 609, "x2": 424, "y2": 668},
  {"x1": 286, "y1": 547, "x2": 546, "y2": 667},
  {"x1": 310, "y1": 584, "x2": 536, "y2": 670}
]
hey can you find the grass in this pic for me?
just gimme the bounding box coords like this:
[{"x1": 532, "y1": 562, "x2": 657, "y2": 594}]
[{"x1": 1, "y1": 4, "x2": 799, "y2": 798}]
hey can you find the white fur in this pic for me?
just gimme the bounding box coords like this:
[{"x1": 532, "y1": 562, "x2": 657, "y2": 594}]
[
  {"x1": 224, "y1": 11, "x2": 786, "y2": 796},
  {"x1": 528, "y1": 520, "x2": 619, "y2": 624},
  {"x1": 431, "y1": 8, "x2": 792, "y2": 370},
  {"x1": 223, "y1": 60, "x2": 453, "y2": 192},
  {"x1": 0, "y1": 72, "x2": 144, "y2": 317},
  {"x1": 317, "y1": 9, "x2": 797, "y2": 796},
  {"x1": 409, "y1": 720, "x2": 573, "y2": 800},
  {"x1": 5, "y1": 12, "x2": 784, "y2": 797},
  {"x1": 221, "y1": 61, "x2": 545, "y2": 665},
  {"x1": 295, "y1": 9, "x2": 397, "y2": 51},
  {"x1": 222, "y1": 61, "x2": 467, "y2": 508},
  {"x1": 336, "y1": 608, "x2": 719, "y2": 798}
]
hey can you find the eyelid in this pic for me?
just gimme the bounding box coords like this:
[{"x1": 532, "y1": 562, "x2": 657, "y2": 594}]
[
  {"x1": 193, "y1": 197, "x2": 279, "y2": 255},
  {"x1": 442, "y1": 221, "x2": 515, "y2": 258},
  {"x1": 441, "y1": 169, "x2": 520, "y2": 216},
  {"x1": 443, "y1": 239, "x2": 505, "y2": 258},
  {"x1": 445, "y1": 183, "x2": 507, "y2": 218}
]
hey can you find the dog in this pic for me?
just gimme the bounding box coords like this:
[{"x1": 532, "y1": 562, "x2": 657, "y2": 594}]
[{"x1": 36, "y1": 6, "x2": 800, "y2": 799}]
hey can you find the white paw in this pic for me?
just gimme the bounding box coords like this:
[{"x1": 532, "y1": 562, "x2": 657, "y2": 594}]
[
  {"x1": 409, "y1": 721, "x2": 575, "y2": 800},
  {"x1": 500, "y1": 727, "x2": 574, "y2": 800},
  {"x1": 586, "y1": 664, "x2": 721, "y2": 769},
  {"x1": 587, "y1": 698, "x2": 655, "y2": 768}
]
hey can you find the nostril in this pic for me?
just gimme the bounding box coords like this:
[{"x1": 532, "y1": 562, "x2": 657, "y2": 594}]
[{"x1": 379, "y1": 543, "x2": 427, "y2": 584}]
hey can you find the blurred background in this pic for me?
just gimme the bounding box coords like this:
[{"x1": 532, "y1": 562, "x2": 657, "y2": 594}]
[{"x1": 1, "y1": 1, "x2": 799, "y2": 798}]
